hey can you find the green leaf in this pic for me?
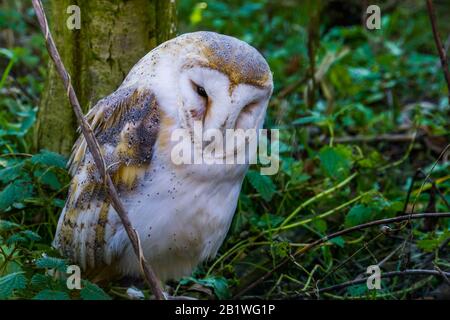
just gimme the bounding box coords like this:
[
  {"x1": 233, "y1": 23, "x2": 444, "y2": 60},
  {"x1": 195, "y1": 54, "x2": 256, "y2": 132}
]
[
  {"x1": 181, "y1": 276, "x2": 231, "y2": 300},
  {"x1": 31, "y1": 150, "x2": 66, "y2": 169},
  {"x1": 21, "y1": 230, "x2": 41, "y2": 242},
  {"x1": 330, "y1": 236, "x2": 345, "y2": 248},
  {"x1": 345, "y1": 204, "x2": 376, "y2": 227},
  {"x1": 34, "y1": 169, "x2": 62, "y2": 190},
  {"x1": 319, "y1": 145, "x2": 353, "y2": 180},
  {"x1": 358, "y1": 150, "x2": 383, "y2": 169},
  {"x1": 246, "y1": 170, "x2": 276, "y2": 201},
  {"x1": 0, "y1": 272, "x2": 27, "y2": 299},
  {"x1": 30, "y1": 274, "x2": 53, "y2": 288},
  {"x1": 417, "y1": 239, "x2": 440, "y2": 252},
  {"x1": 33, "y1": 289, "x2": 70, "y2": 300},
  {"x1": 6, "y1": 234, "x2": 27, "y2": 245},
  {"x1": 347, "y1": 284, "x2": 368, "y2": 297},
  {"x1": 0, "y1": 220, "x2": 20, "y2": 231},
  {"x1": 35, "y1": 256, "x2": 67, "y2": 272},
  {"x1": 250, "y1": 213, "x2": 284, "y2": 230},
  {"x1": 0, "y1": 162, "x2": 25, "y2": 183},
  {"x1": 80, "y1": 281, "x2": 111, "y2": 300},
  {"x1": 0, "y1": 178, "x2": 34, "y2": 211},
  {"x1": 52, "y1": 198, "x2": 66, "y2": 208}
]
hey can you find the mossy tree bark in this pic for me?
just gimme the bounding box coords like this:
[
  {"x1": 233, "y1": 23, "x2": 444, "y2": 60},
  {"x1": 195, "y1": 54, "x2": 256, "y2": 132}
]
[{"x1": 35, "y1": 0, "x2": 176, "y2": 155}]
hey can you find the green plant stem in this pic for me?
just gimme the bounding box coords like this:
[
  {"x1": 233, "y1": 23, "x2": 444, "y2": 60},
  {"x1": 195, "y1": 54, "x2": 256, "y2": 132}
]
[{"x1": 279, "y1": 172, "x2": 358, "y2": 228}]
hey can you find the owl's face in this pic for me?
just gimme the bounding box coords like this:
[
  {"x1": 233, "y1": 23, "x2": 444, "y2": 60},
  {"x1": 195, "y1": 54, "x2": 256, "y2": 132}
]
[
  {"x1": 120, "y1": 32, "x2": 273, "y2": 175},
  {"x1": 178, "y1": 62, "x2": 272, "y2": 134},
  {"x1": 128, "y1": 32, "x2": 273, "y2": 135}
]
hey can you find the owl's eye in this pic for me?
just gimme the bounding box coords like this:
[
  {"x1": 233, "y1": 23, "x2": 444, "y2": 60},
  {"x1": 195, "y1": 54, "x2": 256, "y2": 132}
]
[{"x1": 196, "y1": 85, "x2": 208, "y2": 98}]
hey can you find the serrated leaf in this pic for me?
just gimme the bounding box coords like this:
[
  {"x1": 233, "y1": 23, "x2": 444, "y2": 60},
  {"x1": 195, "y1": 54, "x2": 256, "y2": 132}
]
[
  {"x1": 0, "y1": 162, "x2": 25, "y2": 183},
  {"x1": 80, "y1": 281, "x2": 111, "y2": 300},
  {"x1": 347, "y1": 284, "x2": 368, "y2": 296},
  {"x1": 31, "y1": 150, "x2": 66, "y2": 169},
  {"x1": 319, "y1": 145, "x2": 353, "y2": 180},
  {"x1": 21, "y1": 230, "x2": 41, "y2": 242},
  {"x1": 0, "y1": 220, "x2": 20, "y2": 231},
  {"x1": 0, "y1": 272, "x2": 27, "y2": 299},
  {"x1": 250, "y1": 213, "x2": 283, "y2": 230},
  {"x1": 34, "y1": 169, "x2": 62, "y2": 190},
  {"x1": 345, "y1": 204, "x2": 376, "y2": 227},
  {"x1": 6, "y1": 234, "x2": 27, "y2": 245},
  {"x1": 180, "y1": 276, "x2": 231, "y2": 300},
  {"x1": 246, "y1": 170, "x2": 276, "y2": 201},
  {"x1": 330, "y1": 236, "x2": 345, "y2": 248},
  {"x1": 52, "y1": 198, "x2": 66, "y2": 208},
  {"x1": 417, "y1": 239, "x2": 440, "y2": 252},
  {"x1": 0, "y1": 178, "x2": 34, "y2": 211},
  {"x1": 35, "y1": 256, "x2": 67, "y2": 272},
  {"x1": 33, "y1": 289, "x2": 70, "y2": 300},
  {"x1": 31, "y1": 274, "x2": 53, "y2": 288}
]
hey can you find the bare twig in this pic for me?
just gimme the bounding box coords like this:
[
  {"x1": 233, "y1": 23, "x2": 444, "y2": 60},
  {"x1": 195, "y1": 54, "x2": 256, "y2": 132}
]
[
  {"x1": 233, "y1": 212, "x2": 450, "y2": 298},
  {"x1": 31, "y1": 0, "x2": 164, "y2": 300},
  {"x1": 300, "y1": 269, "x2": 450, "y2": 296},
  {"x1": 433, "y1": 265, "x2": 450, "y2": 286},
  {"x1": 426, "y1": 0, "x2": 450, "y2": 106}
]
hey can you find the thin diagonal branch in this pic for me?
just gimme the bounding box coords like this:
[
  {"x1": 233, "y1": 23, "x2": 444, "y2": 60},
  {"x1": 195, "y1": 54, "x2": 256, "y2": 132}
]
[
  {"x1": 426, "y1": 0, "x2": 450, "y2": 106},
  {"x1": 297, "y1": 269, "x2": 450, "y2": 297},
  {"x1": 31, "y1": 0, "x2": 164, "y2": 300},
  {"x1": 233, "y1": 212, "x2": 450, "y2": 298}
]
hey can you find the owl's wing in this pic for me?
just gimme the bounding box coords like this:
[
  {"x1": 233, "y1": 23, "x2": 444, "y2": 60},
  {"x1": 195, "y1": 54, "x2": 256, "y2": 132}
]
[{"x1": 53, "y1": 85, "x2": 160, "y2": 270}]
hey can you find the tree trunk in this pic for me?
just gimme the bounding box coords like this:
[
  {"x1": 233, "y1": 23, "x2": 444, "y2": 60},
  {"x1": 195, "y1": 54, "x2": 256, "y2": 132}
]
[{"x1": 35, "y1": 0, "x2": 176, "y2": 156}]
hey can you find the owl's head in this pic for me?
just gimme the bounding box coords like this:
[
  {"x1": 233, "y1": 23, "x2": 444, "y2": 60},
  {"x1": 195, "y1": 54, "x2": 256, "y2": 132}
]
[{"x1": 125, "y1": 31, "x2": 273, "y2": 133}]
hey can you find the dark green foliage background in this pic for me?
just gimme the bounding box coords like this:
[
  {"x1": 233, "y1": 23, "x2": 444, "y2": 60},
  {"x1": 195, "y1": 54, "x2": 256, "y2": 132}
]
[{"x1": 0, "y1": 0, "x2": 449, "y2": 299}]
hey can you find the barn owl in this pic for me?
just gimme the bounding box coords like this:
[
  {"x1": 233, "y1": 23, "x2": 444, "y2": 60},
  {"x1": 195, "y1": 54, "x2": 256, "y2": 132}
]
[{"x1": 53, "y1": 31, "x2": 273, "y2": 282}]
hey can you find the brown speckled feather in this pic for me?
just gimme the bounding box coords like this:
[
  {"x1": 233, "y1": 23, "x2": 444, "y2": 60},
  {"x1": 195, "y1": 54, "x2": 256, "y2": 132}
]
[{"x1": 54, "y1": 86, "x2": 160, "y2": 270}]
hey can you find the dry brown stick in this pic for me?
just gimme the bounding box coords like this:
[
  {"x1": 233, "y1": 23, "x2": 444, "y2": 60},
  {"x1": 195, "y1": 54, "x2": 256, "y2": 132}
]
[
  {"x1": 426, "y1": 0, "x2": 450, "y2": 106},
  {"x1": 233, "y1": 212, "x2": 450, "y2": 298},
  {"x1": 31, "y1": 0, "x2": 165, "y2": 300}
]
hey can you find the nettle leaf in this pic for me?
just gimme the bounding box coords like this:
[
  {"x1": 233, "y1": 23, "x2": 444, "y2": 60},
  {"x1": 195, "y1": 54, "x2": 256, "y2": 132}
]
[
  {"x1": 319, "y1": 145, "x2": 353, "y2": 180},
  {"x1": 35, "y1": 256, "x2": 67, "y2": 272},
  {"x1": 330, "y1": 236, "x2": 345, "y2": 248},
  {"x1": 6, "y1": 234, "x2": 27, "y2": 245},
  {"x1": 417, "y1": 239, "x2": 440, "y2": 252},
  {"x1": 271, "y1": 241, "x2": 290, "y2": 258},
  {"x1": 31, "y1": 150, "x2": 67, "y2": 169},
  {"x1": 21, "y1": 230, "x2": 41, "y2": 242},
  {"x1": 34, "y1": 169, "x2": 62, "y2": 190},
  {"x1": 33, "y1": 289, "x2": 70, "y2": 300},
  {"x1": 0, "y1": 272, "x2": 27, "y2": 299},
  {"x1": 347, "y1": 283, "x2": 368, "y2": 297},
  {"x1": 0, "y1": 178, "x2": 34, "y2": 211},
  {"x1": 246, "y1": 170, "x2": 276, "y2": 201},
  {"x1": 52, "y1": 198, "x2": 66, "y2": 208},
  {"x1": 345, "y1": 204, "x2": 376, "y2": 227},
  {"x1": 0, "y1": 162, "x2": 25, "y2": 183},
  {"x1": 281, "y1": 157, "x2": 310, "y2": 184},
  {"x1": 181, "y1": 276, "x2": 231, "y2": 300},
  {"x1": 80, "y1": 281, "x2": 111, "y2": 300},
  {"x1": 0, "y1": 220, "x2": 20, "y2": 231},
  {"x1": 31, "y1": 274, "x2": 53, "y2": 288},
  {"x1": 250, "y1": 213, "x2": 284, "y2": 230},
  {"x1": 358, "y1": 150, "x2": 383, "y2": 169}
]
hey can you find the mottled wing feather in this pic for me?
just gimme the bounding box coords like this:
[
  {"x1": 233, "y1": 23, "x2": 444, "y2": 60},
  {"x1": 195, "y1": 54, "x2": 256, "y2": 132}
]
[{"x1": 54, "y1": 86, "x2": 160, "y2": 270}]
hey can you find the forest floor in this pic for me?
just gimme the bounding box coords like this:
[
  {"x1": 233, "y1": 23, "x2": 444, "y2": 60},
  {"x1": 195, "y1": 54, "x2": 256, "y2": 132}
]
[{"x1": 0, "y1": 1, "x2": 449, "y2": 300}]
